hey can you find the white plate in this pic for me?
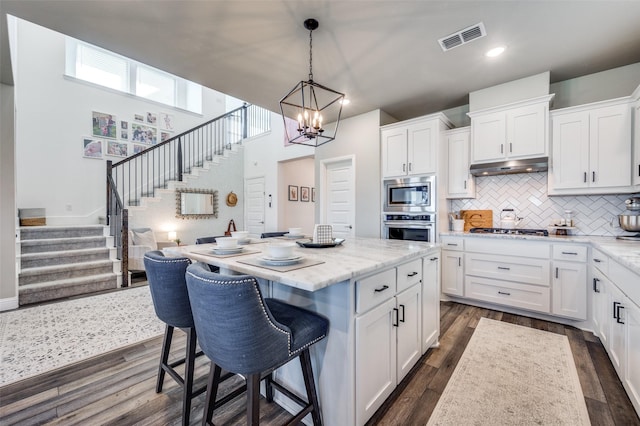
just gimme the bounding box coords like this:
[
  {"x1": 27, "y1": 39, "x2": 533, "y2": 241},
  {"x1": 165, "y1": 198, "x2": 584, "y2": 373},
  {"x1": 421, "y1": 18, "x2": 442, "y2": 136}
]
[
  {"x1": 285, "y1": 233, "x2": 305, "y2": 239},
  {"x1": 260, "y1": 255, "x2": 302, "y2": 266},
  {"x1": 261, "y1": 255, "x2": 302, "y2": 262},
  {"x1": 213, "y1": 247, "x2": 244, "y2": 255}
]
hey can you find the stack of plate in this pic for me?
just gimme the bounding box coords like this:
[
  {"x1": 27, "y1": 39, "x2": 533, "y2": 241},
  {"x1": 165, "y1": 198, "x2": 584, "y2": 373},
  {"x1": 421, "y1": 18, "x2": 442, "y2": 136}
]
[
  {"x1": 259, "y1": 255, "x2": 302, "y2": 266},
  {"x1": 213, "y1": 247, "x2": 244, "y2": 255}
]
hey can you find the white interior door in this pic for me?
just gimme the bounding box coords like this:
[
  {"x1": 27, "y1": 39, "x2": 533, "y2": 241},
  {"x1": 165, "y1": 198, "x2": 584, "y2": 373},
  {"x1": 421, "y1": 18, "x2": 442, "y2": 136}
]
[
  {"x1": 245, "y1": 177, "x2": 265, "y2": 237},
  {"x1": 322, "y1": 157, "x2": 355, "y2": 239}
]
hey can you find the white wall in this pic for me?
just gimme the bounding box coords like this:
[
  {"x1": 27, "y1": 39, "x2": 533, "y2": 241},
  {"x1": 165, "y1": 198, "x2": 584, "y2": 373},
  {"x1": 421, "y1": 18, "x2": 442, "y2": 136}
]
[
  {"x1": 14, "y1": 19, "x2": 227, "y2": 225},
  {"x1": 278, "y1": 157, "x2": 315, "y2": 234}
]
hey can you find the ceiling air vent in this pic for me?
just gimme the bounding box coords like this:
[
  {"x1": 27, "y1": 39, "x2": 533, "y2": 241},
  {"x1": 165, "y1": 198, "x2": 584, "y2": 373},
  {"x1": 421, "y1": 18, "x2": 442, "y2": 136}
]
[{"x1": 438, "y1": 22, "x2": 487, "y2": 52}]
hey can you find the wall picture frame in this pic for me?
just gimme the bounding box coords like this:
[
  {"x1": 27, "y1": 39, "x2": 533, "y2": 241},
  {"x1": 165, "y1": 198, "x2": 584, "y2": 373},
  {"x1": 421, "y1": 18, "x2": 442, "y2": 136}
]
[
  {"x1": 300, "y1": 186, "x2": 310, "y2": 202},
  {"x1": 312, "y1": 187, "x2": 316, "y2": 202},
  {"x1": 288, "y1": 185, "x2": 298, "y2": 201},
  {"x1": 107, "y1": 140, "x2": 128, "y2": 157},
  {"x1": 159, "y1": 112, "x2": 175, "y2": 131},
  {"x1": 92, "y1": 111, "x2": 117, "y2": 139},
  {"x1": 83, "y1": 137, "x2": 102, "y2": 159},
  {"x1": 131, "y1": 123, "x2": 157, "y2": 145}
]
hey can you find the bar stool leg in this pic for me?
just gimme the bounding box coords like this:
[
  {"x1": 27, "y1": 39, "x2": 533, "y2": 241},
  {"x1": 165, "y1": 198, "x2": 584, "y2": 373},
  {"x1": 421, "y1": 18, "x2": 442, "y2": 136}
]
[
  {"x1": 202, "y1": 364, "x2": 222, "y2": 426},
  {"x1": 265, "y1": 372, "x2": 274, "y2": 403},
  {"x1": 246, "y1": 374, "x2": 261, "y2": 426},
  {"x1": 182, "y1": 327, "x2": 197, "y2": 426},
  {"x1": 157, "y1": 324, "x2": 174, "y2": 393},
  {"x1": 300, "y1": 349, "x2": 323, "y2": 426}
]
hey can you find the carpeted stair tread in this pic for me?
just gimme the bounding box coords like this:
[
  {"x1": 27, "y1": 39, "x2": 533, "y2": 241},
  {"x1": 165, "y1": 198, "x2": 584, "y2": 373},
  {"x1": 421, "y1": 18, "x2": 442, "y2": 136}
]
[
  {"x1": 20, "y1": 225, "x2": 105, "y2": 240},
  {"x1": 18, "y1": 274, "x2": 118, "y2": 305},
  {"x1": 19, "y1": 260, "x2": 115, "y2": 285},
  {"x1": 20, "y1": 247, "x2": 111, "y2": 269},
  {"x1": 21, "y1": 236, "x2": 107, "y2": 254}
]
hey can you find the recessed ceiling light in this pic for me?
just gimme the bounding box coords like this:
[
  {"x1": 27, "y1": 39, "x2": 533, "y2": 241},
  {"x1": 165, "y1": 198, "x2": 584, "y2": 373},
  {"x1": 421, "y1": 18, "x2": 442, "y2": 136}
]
[
  {"x1": 486, "y1": 46, "x2": 506, "y2": 57},
  {"x1": 340, "y1": 99, "x2": 350, "y2": 105}
]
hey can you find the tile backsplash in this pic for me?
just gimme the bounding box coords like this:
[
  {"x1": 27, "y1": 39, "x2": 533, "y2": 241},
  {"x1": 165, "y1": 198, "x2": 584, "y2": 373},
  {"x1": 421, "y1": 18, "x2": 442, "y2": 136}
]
[{"x1": 449, "y1": 172, "x2": 639, "y2": 237}]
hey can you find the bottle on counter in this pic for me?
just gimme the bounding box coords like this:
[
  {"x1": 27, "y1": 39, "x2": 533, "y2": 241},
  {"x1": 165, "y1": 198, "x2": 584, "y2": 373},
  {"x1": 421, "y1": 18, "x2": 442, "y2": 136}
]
[{"x1": 564, "y1": 210, "x2": 573, "y2": 227}]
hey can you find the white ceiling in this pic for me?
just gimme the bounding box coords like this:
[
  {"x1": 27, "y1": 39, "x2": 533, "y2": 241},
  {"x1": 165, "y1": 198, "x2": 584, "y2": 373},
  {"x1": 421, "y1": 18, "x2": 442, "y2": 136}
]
[{"x1": 2, "y1": 1, "x2": 640, "y2": 121}]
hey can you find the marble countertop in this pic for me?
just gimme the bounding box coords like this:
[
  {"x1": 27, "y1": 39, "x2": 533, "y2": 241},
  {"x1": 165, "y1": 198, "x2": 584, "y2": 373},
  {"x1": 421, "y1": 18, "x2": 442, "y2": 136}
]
[
  {"x1": 166, "y1": 237, "x2": 439, "y2": 292},
  {"x1": 441, "y1": 231, "x2": 640, "y2": 276}
]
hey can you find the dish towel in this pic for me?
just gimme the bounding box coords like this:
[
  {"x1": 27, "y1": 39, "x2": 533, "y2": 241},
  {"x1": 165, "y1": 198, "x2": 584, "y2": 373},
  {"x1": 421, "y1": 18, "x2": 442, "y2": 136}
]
[{"x1": 313, "y1": 224, "x2": 333, "y2": 244}]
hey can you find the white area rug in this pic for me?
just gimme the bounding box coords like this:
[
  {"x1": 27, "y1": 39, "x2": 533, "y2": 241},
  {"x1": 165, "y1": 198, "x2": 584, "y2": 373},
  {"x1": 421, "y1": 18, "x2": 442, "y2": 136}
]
[
  {"x1": 0, "y1": 286, "x2": 164, "y2": 387},
  {"x1": 427, "y1": 317, "x2": 591, "y2": 425}
]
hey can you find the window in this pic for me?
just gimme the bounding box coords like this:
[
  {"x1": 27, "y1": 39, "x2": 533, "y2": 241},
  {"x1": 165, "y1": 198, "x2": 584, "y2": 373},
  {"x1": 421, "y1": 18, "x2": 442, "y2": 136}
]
[{"x1": 66, "y1": 38, "x2": 202, "y2": 114}]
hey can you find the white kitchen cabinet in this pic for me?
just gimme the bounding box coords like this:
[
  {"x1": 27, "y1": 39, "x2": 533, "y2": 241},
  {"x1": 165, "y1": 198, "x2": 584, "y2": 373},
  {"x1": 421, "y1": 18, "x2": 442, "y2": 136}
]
[
  {"x1": 609, "y1": 282, "x2": 627, "y2": 377},
  {"x1": 355, "y1": 262, "x2": 424, "y2": 425},
  {"x1": 381, "y1": 114, "x2": 451, "y2": 178},
  {"x1": 625, "y1": 297, "x2": 640, "y2": 414},
  {"x1": 445, "y1": 127, "x2": 475, "y2": 199},
  {"x1": 442, "y1": 250, "x2": 464, "y2": 296},
  {"x1": 422, "y1": 254, "x2": 440, "y2": 353},
  {"x1": 633, "y1": 99, "x2": 640, "y2": 186},
  {"x1": 469, "y1": 96, "x2": 553, "y2": 164},
  {"x1": 549, "y1": 99, "x2": 633, "y2": 194},
  {"x1": 552, "y1": 260, "x2": 587, "y2": 320},
  {"x1": 591, "y1": 267, "x2": 611, "y2": 350}
]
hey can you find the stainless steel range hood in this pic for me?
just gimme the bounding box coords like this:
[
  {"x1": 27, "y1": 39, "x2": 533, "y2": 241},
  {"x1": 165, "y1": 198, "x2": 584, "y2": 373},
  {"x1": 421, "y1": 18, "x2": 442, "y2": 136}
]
[{"x1": 470, "y1": 157, "x2": 548, "y2": 176}]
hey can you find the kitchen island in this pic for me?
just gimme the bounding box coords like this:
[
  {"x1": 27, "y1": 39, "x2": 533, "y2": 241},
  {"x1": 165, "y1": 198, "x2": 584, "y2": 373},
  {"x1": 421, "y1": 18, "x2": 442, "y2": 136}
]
[{"x1": 166, "y1": 237, "x2": 441, "y2": 425}]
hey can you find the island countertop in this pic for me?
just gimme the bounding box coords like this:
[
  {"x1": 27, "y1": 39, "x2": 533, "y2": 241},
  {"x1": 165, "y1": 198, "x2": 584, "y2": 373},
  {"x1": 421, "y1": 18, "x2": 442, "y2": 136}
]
[{"x1": 165, "y1": 237, "x2": 438, "y2": 292}]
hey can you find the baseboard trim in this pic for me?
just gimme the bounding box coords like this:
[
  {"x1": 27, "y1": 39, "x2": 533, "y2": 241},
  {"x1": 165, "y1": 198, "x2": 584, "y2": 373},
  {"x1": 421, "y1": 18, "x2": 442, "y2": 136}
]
[{"x1": 0, "y1": 296, "x2": 19, "y2": 312}]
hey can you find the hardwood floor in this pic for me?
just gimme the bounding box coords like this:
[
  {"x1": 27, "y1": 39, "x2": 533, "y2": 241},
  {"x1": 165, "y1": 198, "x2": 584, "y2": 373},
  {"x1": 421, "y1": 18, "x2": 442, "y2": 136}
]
[{"x1": 1, "y1": 301, "x2": 638, "y2": 425}]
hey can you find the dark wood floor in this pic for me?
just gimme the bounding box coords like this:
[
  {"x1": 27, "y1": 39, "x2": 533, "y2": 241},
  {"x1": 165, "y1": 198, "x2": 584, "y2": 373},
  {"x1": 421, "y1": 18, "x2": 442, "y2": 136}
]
[{"x1": 1, "y1": 301, "x2": 639, "y2": 425}]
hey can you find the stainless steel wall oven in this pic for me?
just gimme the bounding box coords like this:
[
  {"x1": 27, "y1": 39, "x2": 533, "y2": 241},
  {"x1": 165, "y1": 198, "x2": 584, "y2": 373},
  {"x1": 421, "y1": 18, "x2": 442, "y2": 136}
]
[{"x1": 382, "y1": 214, "x2": 435, "y2": 243}]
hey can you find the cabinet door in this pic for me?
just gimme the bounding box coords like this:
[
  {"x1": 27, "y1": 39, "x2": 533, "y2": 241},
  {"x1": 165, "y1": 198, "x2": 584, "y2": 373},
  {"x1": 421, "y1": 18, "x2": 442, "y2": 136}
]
[
  {"x1": 591, "y1": 269, "x2": 611, "y2": 349},
  {"x1": 507, "y1": 103, "x2": 547, "y2": 159},
  {"x1": 422, "y1": 255, "x2": 440, "y2": 353},
  {"x1": 442, "y1": 251, "x2": 463, "y2": 296},
  {"x1": 396, "y1": 284, "x2": 422, "y2": 382},
  {"x1": 589, "y1": 103, "x2": 632, "y2": 188},
  {"x1": 625, "y1": 298, "x2": 640, "y2": 414},
  {"x1": 634, "y1": 101, "x2": 640, "y2": 186},
  {"x1": 407, "y1": 121, "x2": 437, "y2": 175},
  {"x1": 609, "y1": 283, "x2": 626, "y2": 377},
  {"x1": 355, "y1": 298, "x2": 397, "y2": 426},
  {"x1": 551, "y1": 111, "x2": 590, "y2": 190},
  {"x1": 446, "y1": 130, "x2": 474, "y2": 198},
  {"x1": 381, "y1": 127, "x2": 408, "y2": 178},
  {"x1": 552, "y1": 261, "x2": 587, "y2": 320},
  {"x1": 471, "y1": 111, "x2": 506, "y2": 163}
]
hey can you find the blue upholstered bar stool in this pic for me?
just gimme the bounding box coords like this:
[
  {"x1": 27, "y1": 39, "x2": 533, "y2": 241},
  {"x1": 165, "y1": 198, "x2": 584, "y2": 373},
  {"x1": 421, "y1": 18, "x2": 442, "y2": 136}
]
[
  {"x1": 185, "y1": 262, "x2": 329, "y2": 426},
  {"x1": 144, "y1": 251, "x2": 203, "y2": 426},
  {"x1": 195, "y1": 236, "x2": 225, "y2": 244}
]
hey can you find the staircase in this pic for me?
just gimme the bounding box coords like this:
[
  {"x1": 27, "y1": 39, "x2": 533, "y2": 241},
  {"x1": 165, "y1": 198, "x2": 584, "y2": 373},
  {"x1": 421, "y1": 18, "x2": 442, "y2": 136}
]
[{"x1": 18, "y1": 226, "x2": 120, "y2": 305}]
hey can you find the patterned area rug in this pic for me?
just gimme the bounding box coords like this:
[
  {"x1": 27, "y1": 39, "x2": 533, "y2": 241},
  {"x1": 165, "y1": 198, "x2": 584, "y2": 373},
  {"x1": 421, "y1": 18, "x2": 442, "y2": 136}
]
[
  {"x1": 427, "y1": 317, "x2": 590, "y2": 425},
  {"x1": 0, "y1": 286, "x2": 164, "y2": 387}
]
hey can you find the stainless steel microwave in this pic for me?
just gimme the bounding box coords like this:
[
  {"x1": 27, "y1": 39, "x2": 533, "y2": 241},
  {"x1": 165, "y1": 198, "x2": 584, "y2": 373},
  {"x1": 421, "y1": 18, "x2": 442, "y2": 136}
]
[{"x1": 383, "y1": 175, "x2": 436, "y2": 213}]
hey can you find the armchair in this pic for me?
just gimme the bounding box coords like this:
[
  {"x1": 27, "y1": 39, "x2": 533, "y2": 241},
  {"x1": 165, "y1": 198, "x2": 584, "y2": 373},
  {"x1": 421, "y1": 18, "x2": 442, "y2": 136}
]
[{"x1": 128, "y1": 228, "x2": 177, "y2": 271}]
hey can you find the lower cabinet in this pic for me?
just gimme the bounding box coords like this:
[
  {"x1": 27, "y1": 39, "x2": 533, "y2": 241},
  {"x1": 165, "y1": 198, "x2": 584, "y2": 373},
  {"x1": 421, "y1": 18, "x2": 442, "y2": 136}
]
[
  {"x1": 591, "y1": 268, "x2": 611, "y2": 350},
  {"x1": 422, "y1": 254, "x2": 440, "y2": 353},
  {"x1": 442, "y1": 250, "x2": 464, "y2": 296},
  {"x1": 355, "y1": 258, "x2": 428, "y2": 425},
  {"x1": 552, "y1": 260, "x2": 587, "y2": 320}
]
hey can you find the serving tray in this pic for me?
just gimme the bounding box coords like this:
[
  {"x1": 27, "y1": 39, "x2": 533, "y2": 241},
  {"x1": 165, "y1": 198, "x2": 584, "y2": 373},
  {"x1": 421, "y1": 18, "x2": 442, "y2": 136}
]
[{"x1": 296, "y1": 238, "x2": 345, "y2": 248}]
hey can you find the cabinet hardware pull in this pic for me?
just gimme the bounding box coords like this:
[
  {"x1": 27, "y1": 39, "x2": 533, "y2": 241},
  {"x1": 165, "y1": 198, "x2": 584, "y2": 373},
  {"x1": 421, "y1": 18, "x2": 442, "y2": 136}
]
[
  {"x1": 584, "y1": 172, "x2": 587, "y2": 183},
  {"x1": 458, "y1": 257, "x2": 461, "y2": 267},
  {"x1": 498, "y1": 291, "x2": 511, "y2": 296},
  {"x1": 403, "y1": 163, "x2": 406, "y2": 172},
  {"x1": 592, "y1": 171, "x2": 596, "y2": 182},
  {"x1": 616, "y1": 306, "x2": 625, "y2": 324},
  {"x1": 399, "y1": 304, "x2": 405, "y2": 323},
  {"x1": 407, "y1": 272, "x2": 418, "y2": 277},
  {"x1": 594, "y1": 258, "x2": 602, "y2": 263},
  {"x1": 593, "y1": 278, "x2": 600, "y2": 293},
  {"x1": 561, "y1": 251, "x2": 578, "y2": 255},
  {"x1": 374, "y1": 285, "x2": 389, "y2": 293},
  {"x1": 613, "y1": 301, "x2": 621, "y2": 320},
  {"x1": 510, "y1": 142, "x2": 513, "y2": 153},
  {"x1": 430, "y1": 257, "x2": 439, "y2": 261},
  {"x1": 408, "y1": 162, "x2": 412, "y2": 172},
  {"x1": 447, "y1": 243, "x2": 458, "y2": 246},
  {"x1": 501, "y1": 144, "x2": 504, "y2": 154},
  {"x1": 555, "y1": 267, "x2": 559, "y2": 279},
  {"x1": 497, "y1": 266, "x2": 510, "y2": 270},
  {"x1": 464, "y1": 180, "x2": 467, "y2": 189},
  {"x1": 638, "y1": 164, "x2": 639, "y2": 177},
  {"x1": 393, "y1": 308, "x2": 399, "y2": 327}
]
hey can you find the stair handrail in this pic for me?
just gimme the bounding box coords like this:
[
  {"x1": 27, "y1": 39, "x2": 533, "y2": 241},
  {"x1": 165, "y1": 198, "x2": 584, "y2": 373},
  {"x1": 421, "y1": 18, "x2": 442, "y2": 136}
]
[{"x1": 106, "y1": 103, "x2": 270, "y2": 286}]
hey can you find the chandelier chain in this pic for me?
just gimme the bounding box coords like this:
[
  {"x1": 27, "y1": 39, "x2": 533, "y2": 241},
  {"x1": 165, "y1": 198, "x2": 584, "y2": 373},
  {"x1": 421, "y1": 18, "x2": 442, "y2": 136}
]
[{"x1": 308, "y1": 28, "x2": 313, "y2": 81}]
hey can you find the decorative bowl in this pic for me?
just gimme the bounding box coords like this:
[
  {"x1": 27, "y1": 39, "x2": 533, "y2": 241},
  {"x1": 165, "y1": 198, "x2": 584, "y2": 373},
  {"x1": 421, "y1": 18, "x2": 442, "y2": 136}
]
[
  {"x1": 231, "y1": 231, "x2": 249, "y2": 241},
  {"x1": 216, "y1": 237, "x2": 239, "y2": 249},
  {"x1": 288, "y1": 227, "x2": 303, "y2": 236},
  {"x1": 266, "y1": 242, "x2": 296, "y2": 259}
]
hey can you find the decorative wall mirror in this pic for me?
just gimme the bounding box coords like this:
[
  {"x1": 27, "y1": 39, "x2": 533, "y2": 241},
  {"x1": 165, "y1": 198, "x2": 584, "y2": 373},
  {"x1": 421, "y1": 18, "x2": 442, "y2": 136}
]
[{"x1": 175, "y1": 188, "x2": 218, "y2": 219}]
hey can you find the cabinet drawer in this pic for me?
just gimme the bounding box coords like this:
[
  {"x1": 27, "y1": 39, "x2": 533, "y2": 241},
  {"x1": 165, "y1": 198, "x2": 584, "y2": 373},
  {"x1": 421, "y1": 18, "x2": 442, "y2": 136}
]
[
  {"x1": 441, "y1": 236, "x2": 464, "y2": 251},
  {"x1": 552, "y1": 244, "x2": 587, "y2": 262},
  {"x1": 465, "y1": 275, "x2": 551, "y2": 314},
  {"x1": 591, "y1": 247, "x2": 609, "y2": 275},
  {"x1": 465, "y1": 253, "x2": 550, "y2": 286},
  {"x1": 465, "y1": 238, "x2": 550, "y2": 258},
  {"x1": 356, "y1": 268, "x2": 397, "y2": 314},
  {"x1": 397, "y1": 259, "x2": 422, "y2": 293}
]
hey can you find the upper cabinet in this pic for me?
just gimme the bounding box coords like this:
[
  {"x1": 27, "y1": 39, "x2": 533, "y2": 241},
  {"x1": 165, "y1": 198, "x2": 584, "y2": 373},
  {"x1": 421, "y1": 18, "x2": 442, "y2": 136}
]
[
  {"x1": 445, "y1": 127, "x2": 475, "y2": 199},
  {"x1": 633, "y1": 95, "x2": 640, "y2": 187},
  {"x1": 468, "y1": 95, "x2": 554, "y2": 164},
  {"x1": 549, "y1": 98, "x2": 633, "y2": 195},
  {"x1": 381, "y1": 113, "x2": 452, "y2": 178}
]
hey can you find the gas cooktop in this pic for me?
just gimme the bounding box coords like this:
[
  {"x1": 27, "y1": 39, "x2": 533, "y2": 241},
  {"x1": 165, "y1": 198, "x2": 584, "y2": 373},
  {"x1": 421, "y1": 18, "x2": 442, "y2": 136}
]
[{"x1": 469, "y1": 227, "x2": 549, "y2": 236}]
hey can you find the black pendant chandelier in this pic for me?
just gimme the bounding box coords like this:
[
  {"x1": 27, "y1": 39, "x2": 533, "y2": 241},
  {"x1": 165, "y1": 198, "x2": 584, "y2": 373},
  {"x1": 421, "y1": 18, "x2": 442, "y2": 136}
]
[{"x1": 279, "y1": 18, "x2": 345, "y2": 147}]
